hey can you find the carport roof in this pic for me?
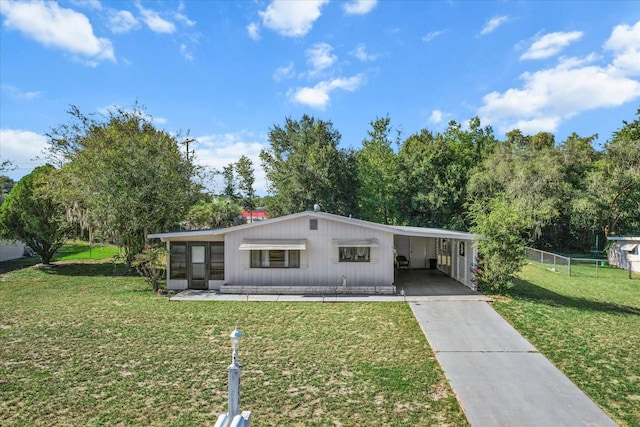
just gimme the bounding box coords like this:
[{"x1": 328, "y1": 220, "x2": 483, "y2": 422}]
[{"x1": 387, "y1": 225, "x2": 474, "y2": 240}]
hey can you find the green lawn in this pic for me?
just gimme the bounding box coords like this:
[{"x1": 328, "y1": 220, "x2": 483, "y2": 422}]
[
  {"x1": 0, "y1": 258, "x2": 466, "y2": 426},
  {"x1": 53, "y1": 241, "x2": 122, "y2": 261},
  {"x1": 4, "y1": 247, "x2": 638, "y2": 427},
  {"x1": 492, "y1": 263, "x2": 640, "y2": 427}
]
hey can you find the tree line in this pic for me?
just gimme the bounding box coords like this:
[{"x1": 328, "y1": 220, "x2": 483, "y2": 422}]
[{"x1": 0, "y1": 105, "x2": 638, "y2": 292}]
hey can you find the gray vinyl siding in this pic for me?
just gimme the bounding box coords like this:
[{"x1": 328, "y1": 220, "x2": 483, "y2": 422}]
[{"x1": 224, "y1": 216, "x2": 394, "y2": 287}]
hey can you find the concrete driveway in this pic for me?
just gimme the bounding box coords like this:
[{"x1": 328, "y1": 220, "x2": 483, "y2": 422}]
[{"x1": 411, "y1": 300, "x2": 618, "y2": 427}]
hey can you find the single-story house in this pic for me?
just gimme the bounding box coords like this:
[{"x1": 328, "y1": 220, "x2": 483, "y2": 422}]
[
  {"x1": 0, "y1": 240, "x2": 26, "y2": 262},
  {"x1": 608, "y1": 236, "x2": 640, "y2": 273},
  {"x1": 148, "y1": 210, "x2": 477, "y2": 294}
]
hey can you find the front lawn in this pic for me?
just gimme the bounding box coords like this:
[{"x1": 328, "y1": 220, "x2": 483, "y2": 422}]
[
  {"x1": 0, "y1": 259, "x2": 466, "y2": 426},
  {"x1": 492, "y1": 263, "x2": 640, "y2": 427}
]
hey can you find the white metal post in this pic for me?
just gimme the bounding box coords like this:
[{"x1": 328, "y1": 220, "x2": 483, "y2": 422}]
[{"x1": 228, "y1": 348, "x2": 241, "y2": 419}]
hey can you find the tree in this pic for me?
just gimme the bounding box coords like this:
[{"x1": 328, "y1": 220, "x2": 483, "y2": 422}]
[
  {"x1": 469, "y1": 196, "x2": 529, "y2": 292},
  {"x1": 260, "y1": 115, "x2": 358, "y2": 217},
  {"x1": 222, "y1": 164, "x2": 237, "y2": 199},
  {"x1": 235, "y1": 155, "x2": 257, "y2": 219},
  {"x1": 47, "y1": 105, "x2": 198, "y2": 264},
  {"x1": 0, "y1": 176, "x2": 16, "y2": 205},
  {"x1": 0, "y1": 165, "x2": 73, "y2": 264},
  {"x1": 467, "y1": 129, "x2": 568, "y2": 290},
  {"x1": 183, "y1": 198, "x2": 243, "y2": 229},
  {"x1": 592, "y1": 110, "x2": 640, "y2": 236},
  {"x1": 355, "y1": 116, "x2": 399, "y2": 224},
  {"x1": 546, "y1": 133, "x2": 600, "y2": 251},
  {"x1": 397, "y1": 118, "x2": 494, "y2": 229},
  {"x1": 131, "y1": 245, "x2": 167, "y2": 293}
]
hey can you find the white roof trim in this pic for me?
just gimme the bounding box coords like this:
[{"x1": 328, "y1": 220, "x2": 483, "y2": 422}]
[
  {"x1": 239, "y1": 239, "x2": 307, "y2": 251},
  {"x1": 332, "y1": 238, "x2": 379, "y2": 247},
  {"x1": 620, "y1": 243, "x2": 638, "y2": 251}
]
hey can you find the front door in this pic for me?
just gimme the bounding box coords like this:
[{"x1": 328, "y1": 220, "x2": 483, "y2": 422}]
[
  {"x1": 189, "y1": 244, "x2": 208, "y2": 290},
  {"x1": 410, "y1": 237, "x2": 427, "y2": 269}
]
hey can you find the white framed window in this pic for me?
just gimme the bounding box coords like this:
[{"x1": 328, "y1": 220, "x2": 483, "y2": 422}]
[
  {"x1": 250, "y1": 250, "x2": 300, "y2": 268},
  {"x1": 339, "y1": 246, "x2": 370, "y2": 262}
]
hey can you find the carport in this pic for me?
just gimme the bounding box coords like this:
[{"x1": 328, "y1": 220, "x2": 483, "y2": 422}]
[{"x1": 390, "y1": 226, "x2": 477, "y2": 290}]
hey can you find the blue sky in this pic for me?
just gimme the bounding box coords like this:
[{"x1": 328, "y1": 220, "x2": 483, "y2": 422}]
[{"x1": 1, "y1": 0, "x2": 639, "y2": 194}]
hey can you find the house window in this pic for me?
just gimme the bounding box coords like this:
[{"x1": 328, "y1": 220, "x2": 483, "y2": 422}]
[
  {"x1": 170, "y1": 242, "x2": 187, "y2": 279},
  {"x1": 250, "y1": 250, "x2": 300, "y2": 268},
  {"x1": 339, "y1": 247, "x2": 370, "y2": 262},
  {"x1": 210, "y1": 242, "x2": 224, "y2": 280},
  {"x1": 459, "y1": 242, "x2": 465, "y2": 257},
  {"x1": 310, "y1": 219, "x2": 318, "y2": 230}
]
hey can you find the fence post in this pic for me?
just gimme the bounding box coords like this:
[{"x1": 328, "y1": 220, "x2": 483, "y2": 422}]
[{"x1": 568, "y1": 257, "x2": 571, "y2": 277}]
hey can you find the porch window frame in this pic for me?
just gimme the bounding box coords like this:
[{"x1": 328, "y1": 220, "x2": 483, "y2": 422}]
[{"x1": 169, "y1": 242, "x2": 187, "y2": 279}]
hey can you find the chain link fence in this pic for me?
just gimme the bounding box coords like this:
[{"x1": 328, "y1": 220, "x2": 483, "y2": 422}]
[{"x1": 525, "y1": 247, "x2": 570, "y2": 275}]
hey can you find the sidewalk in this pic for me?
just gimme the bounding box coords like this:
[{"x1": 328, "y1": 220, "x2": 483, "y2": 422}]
[{"x1": 411, "y1": 300, "x2": 618, "y2": 427}]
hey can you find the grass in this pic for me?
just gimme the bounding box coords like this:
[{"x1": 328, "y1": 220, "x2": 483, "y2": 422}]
[
  {"x1": 53, "y1": 241, "x2": 122, "y2": 261},
  {"x1": 491, "y1": 263, "x2": 640, "y2": 427},
  {"x1": 0, "y1": 257, "x2": 466, "y2": 426}
]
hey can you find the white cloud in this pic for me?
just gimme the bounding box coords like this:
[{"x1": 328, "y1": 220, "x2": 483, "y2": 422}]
[
  {"x1": 180, "y1": 44, "x2": 193, "y2": 61},
  {"x1": 69, "y1": 0, "x2": 102, "y2": 11},
  {"x1": 194, "y1": 133, "x2": 269, "y2": 194},
  {"x1": 247, "y1": 22, "x2": 260, "y2": 40},
  {"x1": 273, "y1": 62, "x2": 295, "y2": 81},
  {"x1": 422, "y1": 30, "x2": 445, "y2": 42},
  {"x1": 0, "y1": 129, "x2": 49, "y2": 179},
  {"x1": 343, "y1": 0, "x2": 377, "y2": 15},
  {"x1": 108, "y1": 9, "x2": 138, "y2": 34},
  {"x1": 478, "y1": 53, "x2": 640, "y2": 134},
  {"x1": 306, "y1": 42, "x2": 337, "y2": 75},
  {"x1": 480, "y1": 15, "x2": 508, "y2": 36},
  {"x1": 290, "y1": 74, "x2": 365, "y2": 110},
  {"x1": 1, "y1": 84, "x2": 44, "y2": 100},
  {"x1": 520, "y1": 31, "x2": 584, "y2": 60},
  {"x1": 604, "y1": 21, "x2": 640, "y2": 75},
  {"x1": 0, "y1": 0, "x2": 115, "y2": 63},
  {"x1": 429, "y1": 110, "x2": 444, "y2": 124},
  {"x1": 350, "y1": 43, "x2": 378, "y2": 61},
  {"x1": 173, "y1": 11, "x2": 195, "y2": 27},
  {"x1": 136, "y1": 3, "x2": 176, "y2": 34},
  {"x1": 259, "y1": 0, "x2": 329, "y2": 37}
]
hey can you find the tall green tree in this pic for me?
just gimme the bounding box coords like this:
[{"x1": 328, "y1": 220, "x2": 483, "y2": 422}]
[
  {"x1": 355, "y1": 116, "x2": 398, "y2": 224},
  {"x1": 222, "y1": 164, "x2": 236, "y2": 199},
  {"x1": 235, "y1": 155, "x2": 258, "y2": 218},
  {"x1": 543, "y1": 133, "x2": 600, "y2": 251},
  {"x1": 469, "y1": 196, "x2": 529, "y2": 292},
  {"x1": 47, "y1": 105, "x2": 198, "y2": 263},
  {"x1": 0, "y1": 165, "x2": 73, "y2": 264},
  {"x1": 592, "y1": 110, "x2": 640, "y2": 236},
  {"x1": 397, "y1": 118, "x2": 494, "y2": 229},
  {"x1": 260, "y1": 115, "x2": 358, "y2": 217},
  {"x1": 467, "y1": 129, "x2": 568, "y2": 290}
]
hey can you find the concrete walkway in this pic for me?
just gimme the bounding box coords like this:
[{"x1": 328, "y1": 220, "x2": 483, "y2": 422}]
[{"x1": 411, "y1": 300, "x2": 617, "y2": 427}]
